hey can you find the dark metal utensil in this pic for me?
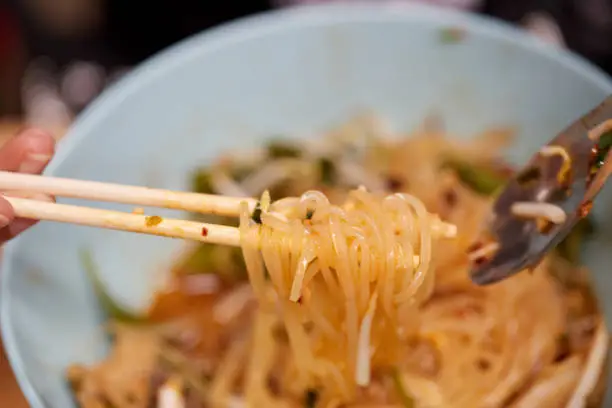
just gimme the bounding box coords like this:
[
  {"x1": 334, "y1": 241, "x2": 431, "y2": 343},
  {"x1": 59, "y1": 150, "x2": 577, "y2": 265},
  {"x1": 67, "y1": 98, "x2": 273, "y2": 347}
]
[{"x1": 469, "y1": 96, "x2": 612, "y2": 285}]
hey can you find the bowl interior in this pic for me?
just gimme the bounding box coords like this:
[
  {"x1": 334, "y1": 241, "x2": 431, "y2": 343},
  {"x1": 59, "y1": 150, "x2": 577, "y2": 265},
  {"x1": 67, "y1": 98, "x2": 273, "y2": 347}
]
[{"x1": 3, "y1": 4, "x2": 612, "y2": 407}]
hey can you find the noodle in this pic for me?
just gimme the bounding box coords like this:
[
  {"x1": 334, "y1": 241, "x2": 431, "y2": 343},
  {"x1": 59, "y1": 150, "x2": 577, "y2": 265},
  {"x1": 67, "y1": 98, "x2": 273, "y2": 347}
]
[
  {"x1": 539, "y1": 145, "x2": 572, "y2": 184},
  {"x1": 238, "y1": 187, "x2": 454, "y2": 398},
  {"x1": 68, "y1": 115, "x2": 607, "y2": 408},
  {"x1": 355, "y1": 293, "x2": 378, "y2": 387},
  {"x1": 510, "y1": 201, "x2": 567, "y2": 224},
  {"x1": 566, "y1": 321, "x2": 609, "y2": 408}
]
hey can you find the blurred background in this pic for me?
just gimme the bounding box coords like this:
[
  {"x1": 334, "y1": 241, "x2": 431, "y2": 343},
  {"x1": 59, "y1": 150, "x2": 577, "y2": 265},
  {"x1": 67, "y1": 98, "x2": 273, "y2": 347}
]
[{"x1": 0, "y1": 0, "x2": 612, "y2": 134}]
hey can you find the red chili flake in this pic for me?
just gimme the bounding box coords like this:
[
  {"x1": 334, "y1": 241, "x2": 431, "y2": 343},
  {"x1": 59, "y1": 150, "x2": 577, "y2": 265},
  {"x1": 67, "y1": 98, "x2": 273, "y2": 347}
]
[
  {"x1": 201, "y1": 227, "x2": 208, "y2": 237},
  {"x1": 297, "y1": 296, "x2": 303, "y2": 304}
]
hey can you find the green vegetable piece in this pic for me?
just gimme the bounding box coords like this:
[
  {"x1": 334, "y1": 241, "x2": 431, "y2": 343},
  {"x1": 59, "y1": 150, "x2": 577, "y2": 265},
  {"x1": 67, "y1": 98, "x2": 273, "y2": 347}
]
[
  {"x1": 305, "y1": 209, "x2": 315, "y2": 220},
  {"x1": 303, "y1": 389, "x2": 319, "y2": 408},
  {"x1": 556, "y1": 216, "x2": 596, "y2": 264},
  {"x1": 252, "y1": 201, "x2": 263, "y2": 224},
  {"x1": 80, "y1": 249, "x2": 144, "y2": 323},
  {"x1": 192, "y1": 169, "x2": 214, "y2": 194},
  {"x1": 392, "y1": 369, "x2": 415, "y2": 408},
  {"x1": 319, "y1": 157, "x2": 336, "y2": 185},
  {"x1": 594, "y1": 130, "x2": 612, "y2": 168},
  {"x1": 445, "y1": 159, "x2": 508, "y2": 196},
  {"x1": 267, "y1": 140, "x2": 301, "y2": 158}
]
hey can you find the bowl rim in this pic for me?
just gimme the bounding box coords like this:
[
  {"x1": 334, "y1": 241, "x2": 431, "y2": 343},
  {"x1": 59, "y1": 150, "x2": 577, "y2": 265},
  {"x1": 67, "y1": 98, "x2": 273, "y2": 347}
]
[{"x1": 3, "y1": 3, "x2": 612, "y2": 407}]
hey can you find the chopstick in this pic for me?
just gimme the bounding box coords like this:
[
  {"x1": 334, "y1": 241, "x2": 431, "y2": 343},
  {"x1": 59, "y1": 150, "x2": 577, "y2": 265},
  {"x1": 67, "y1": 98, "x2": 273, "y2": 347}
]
[
  {"x1": 0, "y1": 171, "x2": 458, "y2": 247},
  {"x1": 0, "y1": 170, "x2": 249, "y2": 246},
  {"x1": 5, "y1": 196, "x2": 241, "y2": 246},
  {"x1": 0, "y1": 171, "x2": 257, "y2": 217}
]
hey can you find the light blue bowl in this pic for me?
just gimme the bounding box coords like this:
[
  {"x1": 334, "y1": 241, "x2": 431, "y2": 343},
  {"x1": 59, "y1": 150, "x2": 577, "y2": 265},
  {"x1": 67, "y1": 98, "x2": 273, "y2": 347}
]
[{"x1": 3, "y1": 3, "x2": 612, "y2": 407}]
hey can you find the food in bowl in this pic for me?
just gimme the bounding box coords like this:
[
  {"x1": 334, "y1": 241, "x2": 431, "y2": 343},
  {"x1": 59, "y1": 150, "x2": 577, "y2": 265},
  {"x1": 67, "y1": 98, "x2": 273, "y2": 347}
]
[{"x1": 66, "y1": 115, "x2": 607, "y2": 408}]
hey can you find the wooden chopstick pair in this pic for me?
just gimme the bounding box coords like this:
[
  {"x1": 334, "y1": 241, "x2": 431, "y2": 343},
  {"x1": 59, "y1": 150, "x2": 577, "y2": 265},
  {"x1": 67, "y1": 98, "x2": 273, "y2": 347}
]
[
  {"x1": 0, "y1": 171, "x2": 458, "y2": 247},
  {"x1": 0, "y1": 171, "x2": 257, "y2": 247}
]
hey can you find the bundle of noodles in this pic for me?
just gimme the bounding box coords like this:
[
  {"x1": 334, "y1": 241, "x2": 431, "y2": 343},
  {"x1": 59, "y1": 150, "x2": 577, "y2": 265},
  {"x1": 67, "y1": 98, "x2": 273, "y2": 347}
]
[
  {"x1": 67, "y1": 114, "x2": 609, "y2": 408},
  {"x1": 409, "y1": 262, "x2": 564, "y2": 406},
  {"x1": 237, "y1": 187, "x2": 457, "y2": 404}
]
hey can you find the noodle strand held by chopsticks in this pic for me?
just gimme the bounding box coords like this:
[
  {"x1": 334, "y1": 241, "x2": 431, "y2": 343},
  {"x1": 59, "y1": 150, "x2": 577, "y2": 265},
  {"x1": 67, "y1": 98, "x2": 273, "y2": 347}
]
[
  {"x1": 239, "y1": 188, "x2": 455, "y2": 399},
  {"x1": 355, "y1": 292, "x2": 378, "y2": 386}
]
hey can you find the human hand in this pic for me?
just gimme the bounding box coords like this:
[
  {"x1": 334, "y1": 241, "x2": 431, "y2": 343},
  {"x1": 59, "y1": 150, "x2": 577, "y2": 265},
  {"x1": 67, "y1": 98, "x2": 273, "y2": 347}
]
[{"x1": 0, "y1": 128, "x2": 55, "y2": 243}]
